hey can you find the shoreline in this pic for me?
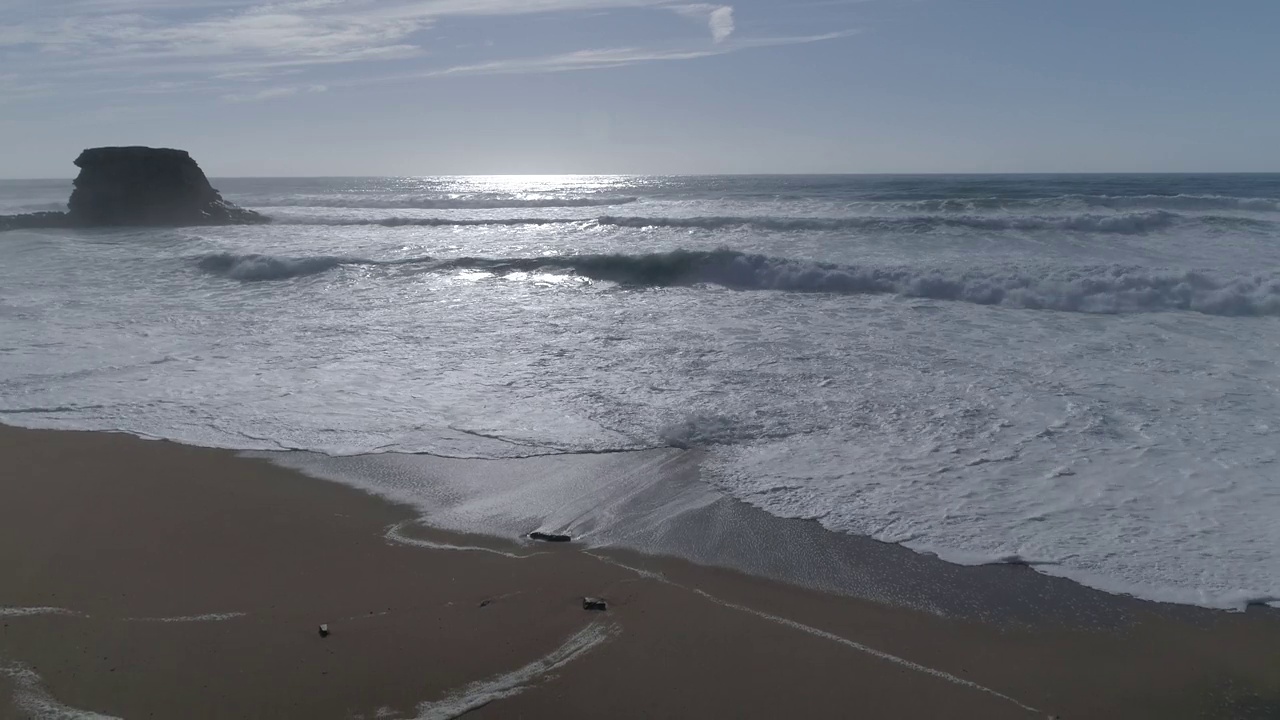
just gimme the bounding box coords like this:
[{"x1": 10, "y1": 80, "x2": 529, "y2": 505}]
[
  {"x1": 10, "y1": 417, "x2": 1274, "y2": 618},
  {"x1": 2, "y1": 425, "x2": 1279, "y2": 718},
  {"x1": 261, "y1": 442, "x2": 1280, "y2": 624}
]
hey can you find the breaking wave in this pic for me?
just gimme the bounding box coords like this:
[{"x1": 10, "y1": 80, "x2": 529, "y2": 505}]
[
  {"x1": 283, "y1": 217, "x2": 582, "y2": 228},
  {"x1": 195, "y1": 249, "x2": 1280, "y2": 316},
  {"x1": 278, "y1": 211, "x2": 1271, "y2": 234},
  {"x1": 196, "y1": 252, "x2": 350, "y2": 281},
  {"x1": 252, "y1": 195, "x2": 638, "y2": 210},
  {"x1": 1076, "y1": 194, "x2": 1280, "y2": 212},
  {"x1": 6, "y1": 201, "x2": 69, "y2": 214},
  {"x1": 595, "y1": 211, "x2": 1188, "y2": 234},
  {"x1": 872, "y1": 194, "x2": 1280, "y2": 214}
]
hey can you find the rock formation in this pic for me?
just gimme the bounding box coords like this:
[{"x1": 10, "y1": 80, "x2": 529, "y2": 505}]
[{"x1": 0, "y1": 147, "x2": 268, "y2": 231}]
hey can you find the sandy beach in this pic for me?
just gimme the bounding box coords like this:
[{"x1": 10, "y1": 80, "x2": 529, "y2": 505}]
[{"x1": 1, "y1": 424, "x2": 1278, "y2": 719}]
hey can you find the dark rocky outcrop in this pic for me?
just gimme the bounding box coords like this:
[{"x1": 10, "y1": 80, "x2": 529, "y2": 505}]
[
  {"x1": 68, "y1": 147, "x2": 266, "y2": 226},
  {"x1": 1, "y1": 147, "x2": 268, "y2": 231}
]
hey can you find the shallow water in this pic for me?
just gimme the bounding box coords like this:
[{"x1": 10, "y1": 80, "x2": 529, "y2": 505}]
[{"x1": 2, "y1": 174, "x2": 1278, "y2": 610}]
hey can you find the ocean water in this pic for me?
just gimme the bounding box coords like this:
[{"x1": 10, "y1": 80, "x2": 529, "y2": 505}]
[{"x1": 2, "y1": 174, "x2": 1279, "y2": 611}]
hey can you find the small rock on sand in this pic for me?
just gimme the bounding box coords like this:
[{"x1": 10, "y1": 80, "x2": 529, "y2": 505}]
[{"x1": 528, "y1": 532, "x2": 572, "y2": 543}]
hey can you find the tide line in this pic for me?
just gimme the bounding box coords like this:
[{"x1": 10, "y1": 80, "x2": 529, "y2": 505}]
[
  {"x1": 384, "y1": 521, "x2": 545, "y2": 560},
  {"x1": 587, "y1": 552, "x2": 1048, "y2": 718},
  {"x1": 1, "y1": 662, "x2": 122, "y2": 720},
  {"x1": 411, "y1": 620, "x2": 618, "y2": 720}
]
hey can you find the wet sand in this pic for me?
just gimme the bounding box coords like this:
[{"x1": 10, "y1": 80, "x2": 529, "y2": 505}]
[{"x1": 1, "y1": 425, "x2": 1278, "y2": 719}]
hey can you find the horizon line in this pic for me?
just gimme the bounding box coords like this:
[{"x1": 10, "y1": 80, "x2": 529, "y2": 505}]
[{"x1": 5, "y1": 171, "x2": 1280, "y2": 182}]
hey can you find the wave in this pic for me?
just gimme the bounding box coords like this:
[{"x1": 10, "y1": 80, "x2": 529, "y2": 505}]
[
  {"x1": 251, "y1": 195, "x2": 638, "y2": 210},
  {"x1": 277, "y1": 210, "x2": 1247, "y2": 235},
  {"x1": 1076, "y1": 194, "x2": 1280, "y2": 212},
  {"x1": 595, "y1": 211, "x2": 1188, "y2": 234},
  {"x1": 194, "y1": 249, "x2": 1280, "y2": 316},
  {"x1": 196, "y1": 252, "x2": 350, "y2": 281},
  {"x1": 4, "y1": 202, "x2": 69, "y2": 214},
  {"x1": 282, "y1": 217, "x2": 582, "y2": 228},
  {"x1": 0, "y1": 404, "x2": 107, "y2": 414},
  {"x1": 242, "y1": 192, "x2": 1280, "y2": 214},
  {"x1": 660, "y1": 414, "x2": 750, "y2": 449},
  {"x1": 309, "y1": 211, "x2": 1274, "y2": 234},
  {"x1": 875, "y1": 194, "x2": 1280, "y2": 214}
]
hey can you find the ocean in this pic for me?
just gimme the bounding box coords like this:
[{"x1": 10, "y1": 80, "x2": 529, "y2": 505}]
[{"x1": 1, "y1": 174, "x2": 1278, "y2": 611}]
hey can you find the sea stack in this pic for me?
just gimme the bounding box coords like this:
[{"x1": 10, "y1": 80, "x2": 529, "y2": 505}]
[
  {"x1": 68, "y1": 147, "x2": 267, "y2": 226},
  {"x1": 0, "y1": 146, "x2": 268, "y2": 231}
]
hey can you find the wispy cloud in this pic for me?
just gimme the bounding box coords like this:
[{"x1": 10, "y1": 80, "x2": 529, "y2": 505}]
[
  {"x1": 221, "y1": 83, "x2": 327, "y2": 102},
  {"x1": 426, "y1": 46, "x2": 723, "y2": 76},
  {"x1": 671, "y1": 4, "x2": 735, "y2": 43},
  {"x1": 419, "y1": 31, "x2": 855, "y2": 77},
  {"x1": 2, "y1": 0, "x2": 856, "y2": 102},
  {"x1": 0, "y1": 73, "x2": 55, "y2": 104},
  {"x1": 2, "y1": 0, "x2": 667, "y2": 69}
]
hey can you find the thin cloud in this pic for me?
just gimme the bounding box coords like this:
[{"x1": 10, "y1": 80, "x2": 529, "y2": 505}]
[
  {"x1": 425, "y1": 47, "x2": 723, "y2": 76},
  {"x1": 0, "y1": 73, "x2": 55, "y2": 103},
  {"x1": 1, "y1": 0, "x2": 668, "y2": 65},
  {"x1": 418, "y1": 30, "x2": 855, "y2": 77},
  {"x1": 2, "y1": 0, "x2": 855, "y2": 101},
  {"x1": 671, "y1": 4, "x2": 735, "y2": 43},
  {"x1": 221, "y1": 83, "x2": 327, "y2": 102}
]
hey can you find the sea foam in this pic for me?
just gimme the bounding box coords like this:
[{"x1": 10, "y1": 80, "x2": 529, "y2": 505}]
[
  {"x1": 195, "y1": 249, "x2": 1280, "y2": 316},
  {"x1": 251, "y1": 195, "x2": 638, "y2": 210},
  {"x1": 277, "y1": 210, "x2": 1226, "y2": 234}
]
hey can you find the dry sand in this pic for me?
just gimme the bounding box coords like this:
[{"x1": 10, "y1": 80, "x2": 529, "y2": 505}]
[{"x1": 1, "y1": 425, "x2": 1278, "y2": 719}]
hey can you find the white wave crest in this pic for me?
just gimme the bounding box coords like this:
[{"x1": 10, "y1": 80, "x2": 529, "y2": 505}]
[
  {"x1": 1077, "y1": 193, "x2": 1280, "y2": 212},
  {"x1": 7, "y1": 202, "x2": 69, "y2": 214},
  {"x1": 485, "y1": 250, "x2": 1280, "y2": 316},
  {"x1": 279, "y1": 217, "x2": 583, "y2": 228},
  {"x1": 193, "y1": 249, "x2": 1280, "y2": 316},
  {"x1": 871, "y1": 194, "x2": 1280, "y2": 214},
  {"x1": 196, "y1": 252, "x2": 350, "y2": 281},
  {"x1": 270, "y1": 210, "x2": 1242, "y2": 234},
  {"x1": 252, "y1": 195, "x2": 638, "y2": 210},
  {"x1": 595, "y1": 211, "x2": 1186, "y2": 234}
]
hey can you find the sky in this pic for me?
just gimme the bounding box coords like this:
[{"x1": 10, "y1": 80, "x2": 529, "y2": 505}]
[{"x1": 2, "y1": 0, "x2": 1279, "y2": 177}]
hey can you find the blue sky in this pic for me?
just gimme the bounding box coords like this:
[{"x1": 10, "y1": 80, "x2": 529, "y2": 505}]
[{"x1": 3, "y1": 0, "x2": 1279, "y2": 177}]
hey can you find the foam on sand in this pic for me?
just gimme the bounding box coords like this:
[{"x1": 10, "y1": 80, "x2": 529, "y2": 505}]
[
  {"x1": 411, "y1": 621, "x2": 619, "y2": 720},
  {"x1": 124, "y1": 612, "x2": 247, "y2": 622},
  {"x1": 384, "y1": 520, "x2": 544, "y2": 559},
  {"x1": 0, "y1": 607, "x2": 84, "y2": 618},
  {"x1": 0, "y1": 662, "x2": 122, "y2": 720}
]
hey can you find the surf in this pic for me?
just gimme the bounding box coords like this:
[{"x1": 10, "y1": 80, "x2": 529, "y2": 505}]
[{"x1": 194, "y1": 248, "x2": 1280, "y2": 316}]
